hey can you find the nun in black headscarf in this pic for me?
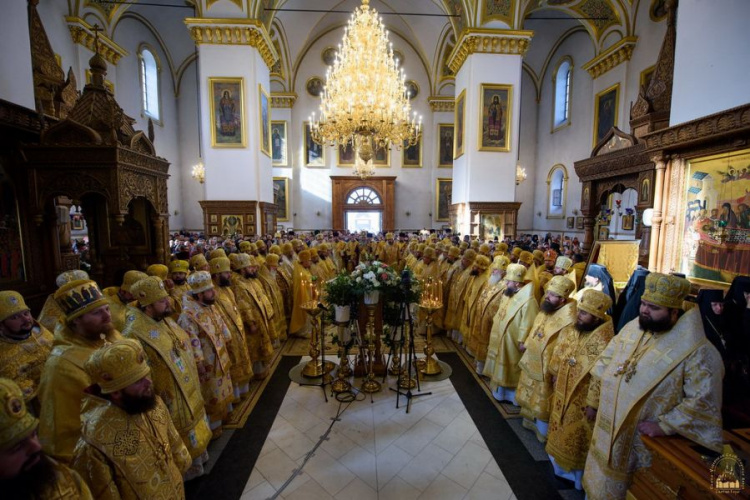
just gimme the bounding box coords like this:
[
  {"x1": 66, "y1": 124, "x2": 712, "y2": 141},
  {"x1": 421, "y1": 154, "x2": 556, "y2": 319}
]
[
  {"x1": 697, "y1": 289, "x2": 731, "y2": 362},
  {"x1": 577, "y1": 263, "x2": 616, "y2": 316},
  {"x1": 614, "y1": 267, "x2": 650, "y2": 333}
]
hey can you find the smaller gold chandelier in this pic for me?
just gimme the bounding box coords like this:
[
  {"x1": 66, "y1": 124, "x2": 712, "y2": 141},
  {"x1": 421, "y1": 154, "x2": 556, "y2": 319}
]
[
  {"x1": 353, "y1": 145, "x2": 376, "y2": 180},
  {"x1": 191, "y1": 161, "x2": 205, "y2": 184},
  {"x1": 515, "y1": 163, "x2": 527, "y2": 185}
]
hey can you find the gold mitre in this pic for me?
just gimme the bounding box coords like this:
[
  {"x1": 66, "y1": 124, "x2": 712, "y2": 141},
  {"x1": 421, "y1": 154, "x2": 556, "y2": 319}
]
[
  {"x1": 496, "y1": 242, "x2": 508, "y2": 253},
  {"x1": 511, "y1": 247, "x2": 522, "y2": 257},
  {"x1": 463, "y1": 249, "x2": 477, "y2": 261},
  {"x1": 385, "y1": 232, "x2": 394, "y2": 240},
  {"x1": 642, "y1": 273, "x2": 691, "y2": 310},
  {"x1": 54, "y1": 279, "x2": 108, "y2": 322},
  {"x1": 269, "y1": 244, "x2": 281, "y2": 255},
  {"x1": 188, "y1": 271, "x2": 214, "y2": 294},
  {"x1": 265, "y1": 254, "x2": 280, "y2": 266},
  {"x1": 146, "y1": 264, "x2": 169, "y2": 280},
  {"x1": 519, "y1": 251, "x2": 534, "y2": 266},
  {"x1": 298, "y1": 250, "x2": 312, "y2": 263},
  {"x1": 533, "y1": 250, "x2": 544, "y2": 261},
  {"x1": 0, "y1": 291, "x2": 29, "y2": 322},
  {"x1": 56, "y1": 269, "x2": 90, "y2": 288},
  {"x1": 0, "y1": 378, "x2": 38, "y2": 451},
  {"x1": 131, "y1": 276, "x2": 168, "y2": 307},
  {"x1": 209, "y1": 248, "x2": 227, "y2": 260},
  {"x1": 448, "y1": 246, "x2": 461, "y2": 258},
  {"x1": 577, "y1": 289, "x2": 612, "y2": 320},
  {"x1": 239, "y1": 241, "x2": 252, "y2": 253},
  {"x1": 246, "y1": 255, "x2": 259, "y2": 267},
  {"x1": 85, "y1": 339, "x2": 151, "y2": 394},
  {"x1": 423, "y1": 247, "x2": 436, "y2": 259},
  {"x1": 479, "y1": 243, "x2": 491, "y2": 256},
  {"x1": 547, "y1": 275, "x2": 575, "y2": 299},
  {"x1": 491, "y1": 255, "x2": 510, "y2": 272},
  {"x1": 255, "y1": 239, "x2": 267, "y2": 249},
  {"x1": 169, "y1": 260, "x2": 189, "y2": 274},
  {"x1": 555, "y1": 256, "x2": 573, "y2": 271},
  {"x1": 121, "y1": 270, "x2": 148, "y2": 293},
  {"x1": 475, "y1": 255, "x2": 491, "y2": 270},
  {"x1": 190, "y1": 253, "x2": 209, "y2": 270},
  {"x1": 505, "y1": 263, "x2": 527, "y2": 283},
  {"x1": 229, "y1": 253, "x2": 250, "y2": 271},
  {"x1": 210, "y1": 257, "x2": 231, "y2": 274}
]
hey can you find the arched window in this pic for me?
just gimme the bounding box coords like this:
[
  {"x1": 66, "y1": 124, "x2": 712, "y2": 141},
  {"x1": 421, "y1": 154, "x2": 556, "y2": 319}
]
[
  {"x1": 138, "y1": 46, "x2": 160, "y2": 122},
  {"x1": 347, "y1": 187, "x2": 382, "y2": 205},
  {"x1": 552, "y1": 57, "x2": 572, "y2": 130},
  {"x1": 547, "y1": 164, "x2": 568, "y2": 219}
]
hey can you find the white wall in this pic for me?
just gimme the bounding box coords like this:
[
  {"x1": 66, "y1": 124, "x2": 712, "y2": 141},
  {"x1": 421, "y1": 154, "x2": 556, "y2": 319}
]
[
  {"x1": 671, "y1": 0, "x2": 750, "y2": 125},
  {"x1": 1, "y1": 0, "x2": 36, "y2": 109}
]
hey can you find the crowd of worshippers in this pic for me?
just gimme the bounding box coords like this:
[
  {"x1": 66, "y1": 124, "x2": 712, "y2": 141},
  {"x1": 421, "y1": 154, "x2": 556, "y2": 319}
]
[{"x1": 0, "y1": 229, "x2": 748, "y2": 500}]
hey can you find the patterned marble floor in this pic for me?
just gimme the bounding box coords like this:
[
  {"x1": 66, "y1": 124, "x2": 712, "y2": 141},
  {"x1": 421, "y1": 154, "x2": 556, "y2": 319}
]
[{"x1": 240, "y1": 365, "x2": 517, "y2": 500}]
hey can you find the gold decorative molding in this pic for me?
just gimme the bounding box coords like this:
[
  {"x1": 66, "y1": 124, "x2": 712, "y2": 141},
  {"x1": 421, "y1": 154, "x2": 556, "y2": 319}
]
[
  {"x1": 447, "y1": 29, "x2": 534, "y2": 75},
  {"x1": 428, "y1": 96, "x2": 455, "y2": 113},
  {"x1": 582, "y1": 36, "x2": 637, "y2": 79},
  {"x1": 184, "y1": 18, "x2": 278, "y2": 70},
  {"x1": 66, "y1": 17, "x2": 128, "y2": 65},
  {"x1": 270, "y1": 92, "x2": 297, "y2": 108}
]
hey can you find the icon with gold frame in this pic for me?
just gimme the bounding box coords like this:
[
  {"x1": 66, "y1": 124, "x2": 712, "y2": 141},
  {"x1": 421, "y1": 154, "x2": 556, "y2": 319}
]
[
  {"x1": 593, "y1": 83, "x2": 619, "y2": 148},
  {"x1": 454, "y1": 89, "x2": 465, "y2": 159},
  {"x1": 435, "y1": 178, "x2": 452, "y2": 222},
  {"x1": 209, "y1": 77, "x2": 246, "y2": 148},
  {"x1": 273, "y1": 177, "x2": 290, "y2": 222},
  {"x1": 259, "y1": 84, "x2": 271, "y2": 156},
  {"x1": 479, "y1": 83, "x2": 512, "y2": 152}
]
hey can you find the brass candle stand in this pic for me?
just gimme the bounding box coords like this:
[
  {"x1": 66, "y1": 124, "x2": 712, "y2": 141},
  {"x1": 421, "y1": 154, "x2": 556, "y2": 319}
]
[
  {"x1": 418, "y1": 278, "x2": 443, "y2": 376},
  {"x1": 360, "y1": 298, "x2": 382, "y2": 393},
  {"x1": 300, "y1": 301, "x2": 335, "y2": 381},
  {"x1": 331, "y1": 321, "x2": 352, "y2": 394}
]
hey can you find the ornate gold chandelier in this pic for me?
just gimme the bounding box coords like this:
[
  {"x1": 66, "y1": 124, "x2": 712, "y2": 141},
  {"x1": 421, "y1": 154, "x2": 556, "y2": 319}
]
[{"x1": 309, "y1": 0, "x2": 421, "y2": 176}]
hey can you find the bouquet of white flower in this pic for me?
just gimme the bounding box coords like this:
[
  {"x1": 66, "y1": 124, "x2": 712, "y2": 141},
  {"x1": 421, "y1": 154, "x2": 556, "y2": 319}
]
[{"x1": 350, "y1": 260, "x2": 399, "y2": 293}]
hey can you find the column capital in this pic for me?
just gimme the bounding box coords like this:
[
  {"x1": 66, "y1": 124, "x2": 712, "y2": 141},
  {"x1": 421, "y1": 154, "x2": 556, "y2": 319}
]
[
  {"x1": 66, "y1": 17, "x2": 128, "y2": 65},
  {"x1": 271, "y1": 92, "x2": 297, "y2": 108},
  {"x1": 428, "y1": 96, "x2": 454, "y2": 113},
  {"x1": 582, "y1": 36, "x2": 637, "y2": 79},
  {"x1": 184, "y1": 18, "x2": 278, "y2": 70},
  {"x1": 447, "y1": 29, "x2": 534, "y2": 75}
]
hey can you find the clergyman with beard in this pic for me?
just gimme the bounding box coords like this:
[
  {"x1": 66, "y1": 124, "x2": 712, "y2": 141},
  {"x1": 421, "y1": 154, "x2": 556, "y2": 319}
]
[
  {"x1": 544, "y1": 289, "x2": 614, "y2": 490},
  {"x1": 167, "y1": 260, "x2": 191, "y2": 317},
  {"x1": 0, "y1": 378, "x2": 93, "y2": 499},
  {"x1": 483, "y1": 263, "x2": 540, "y2": 405},
  {"x1": 0, "y1": 291, "x2": 54, "y2": 415},
  {"x1": 123, "y1": 276, "x2": 212, "y2": 479},
  {"x1": 178, "y1": 271, "x2": 235, "y2": 438},
  {"x1": 516, "y1": 275, "x2": 577, "y2": 443},
  {"x1": 72, "y1": 339, "x2": 191, "y2": 499},
  {"x1": 37, "y1": 279, "x2": 121, "y2": 463},
  {"x1": 582, "y1": 273, "x2": 724, "y2": 500}
]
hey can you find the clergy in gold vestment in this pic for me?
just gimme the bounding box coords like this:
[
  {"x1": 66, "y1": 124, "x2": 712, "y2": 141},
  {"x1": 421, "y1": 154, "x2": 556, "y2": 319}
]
[
  {"x1": 168, "y1": 260, "x2": 191, "y2": 318},
  {"x1": 38, "y1": 279, "x2": 122, "y2": 463},
  {"x1": 37, "y1": 270, "x2": 91, "y2": 333},
  {"x1": 583, "y1": 274, "x2": 724, "y2": 500},
  {"x1": 258, "y1": 254, "x2": 288, "y2": 343},
  {"x1": 434, "y1": 246, "x2": 460, "y2": 331},
  {"x1": 466, "y1": 256, "x2": 509, "y2": 374},
  {"x1": 178, "y1": 272, "x2": 234, "y2": 437},
  {"x1": 377, "y1": 233, "x2": 403, "y2": 272},
  {"x1": 483, "y1": 264, "x2": 539, "y2": 405},
  {"x1": 545, "y1": 289, "x2": 614, "y2": 490},
  {"x1": 124, "y1": 277, "x2": 211, "y2": 475},
  {"x1": 209, "y1": 256, "x2": 254, "y2": 394},
  {"x1": 536, "y1": 250, "x2": 558, "y2": 296},
  {"x1": 229, "y1": 254, "x2": 276, "y2": 378},
  {"x1": 516, "y1": 276, "x2": 577, "y2": 442},
  {"x1": 0, "y1": 378, "x2": 93, "y2": 499},
  {"x1": 72, "y1": 339, "x2": 191, "y2": 499},
  {"x1": 460, "y1": 255, "x2": 492, "y2": 351},
  {"x1": 0, "y1": 291, "x2": 54, "y2": 412},
  {"x1": 444, "y1": 249, "x2": 477, "y2": 339},
  {"x1": 103, "y1": 270, "x2": 147, "y2": 332},
  {"x1": 290, "y1": 250, "x2": 314, "y2": 336}
]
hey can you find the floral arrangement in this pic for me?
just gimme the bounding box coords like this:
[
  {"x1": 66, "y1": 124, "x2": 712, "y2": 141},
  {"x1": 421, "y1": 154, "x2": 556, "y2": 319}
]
[
  {"x1": 323, "y1": 272, "x2": 357, "y2": 306},
  {"x1": 350, "y1": 260, "x2": 399, "y2": 293}
]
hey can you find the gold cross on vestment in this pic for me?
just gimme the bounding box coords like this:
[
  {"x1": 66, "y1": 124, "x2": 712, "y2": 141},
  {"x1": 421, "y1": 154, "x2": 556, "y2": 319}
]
[{"x1": 652, "y1": 347, "x2": 674, "y2": 365}]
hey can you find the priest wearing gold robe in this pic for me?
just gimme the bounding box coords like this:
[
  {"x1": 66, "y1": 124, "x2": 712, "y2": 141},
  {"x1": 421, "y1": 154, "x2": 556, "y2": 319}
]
[
  {"x1": 37, "y1": 270, "x2": 90, "y2": 333},
  {"x1": 460, "y1": 255, "x2": 492, "y2": 353},
  {"x1": 209, "y1": 256, "x2": 254, "y2": 395},
  {"x1": 583, "y1": 274, "x2": 724, "y2": 500},
  {"x1": 483, "y1": 263, "x2": 539, "y2": 405},
  {"x1": 38, "y1": 280, "x2": 121, "y2": 463},
  {"x1": 258, "y1": 253, "x2": 288, "y2": 343},
  {"x1": 103, "y1": 270, "x2": 147, "y2": 332},
  {"x1": 516, "y1": 275, "x2": 577, "y2": 442},
  {"x1": 0, "y1": 291, "x2": 54, "y2": 413},
  {"x1": 124, "y1": 277, "x2": 211, "y2": 478},
  {"x1": 168, "y1": 260, "x2": 191, "y2": 317},
  {"x1": 545, "y1": 289, "x2": 614, "y2": 490},
  {"x1": 377, "y1": 233, "x2": 403, "y2": 271},
  {"x1": 444, "y1": 249, "x2": 477, "y2": 342},
  {"x1": 178, "y1": 272, "x2": 234, "y2": 438},
  {"x1": 466, "y1": 256, "x2": 509, "y2": 374},
  {"x1": 72, "y1": 339, "x2": 191, "y2": 499},
  {"x1": 0, "y1": 378, "x2": 93, "y2": 499},
  {"x1": 229, "y1": 254, "x2": 276, "y2": 378},
  {"x1": 289, "y1": 250, "x2": 314, "y2": 337},
  {"x1": 434, "y1": 245, "x2": 460, "y2": 332}
]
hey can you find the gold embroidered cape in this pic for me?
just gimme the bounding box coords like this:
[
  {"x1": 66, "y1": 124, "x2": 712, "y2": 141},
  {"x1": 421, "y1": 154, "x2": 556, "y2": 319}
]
[
  {"x1": 213, "y1": 284, "x2": 254, "y2": 388},
  {"x1": 230, "y1": 275, "x2": 275, "y2": 363},
  {"x1": 466, "y1": 282, "x2": 506, "y2": 362},
  {"x1": 0, "y1": 321, "x2": 54, "y2": 407}
]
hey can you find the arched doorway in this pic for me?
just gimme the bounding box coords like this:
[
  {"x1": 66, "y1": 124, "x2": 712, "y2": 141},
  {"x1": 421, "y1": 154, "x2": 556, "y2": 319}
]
[
  {"x1": 345, "y1": 187, "x2": 383, "y2": 233},
  {"x1": 330, "y1": 176, "x2": 396, "y2": 231}
]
